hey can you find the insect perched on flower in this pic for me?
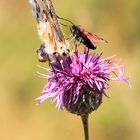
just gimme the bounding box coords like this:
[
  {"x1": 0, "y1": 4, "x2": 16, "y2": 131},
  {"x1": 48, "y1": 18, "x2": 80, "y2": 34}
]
[
  {"x1": 58, "y1": 17, "x2": 108, "y2": 50},
  {"x1": 71, "y1": 25, "x2": 108, "y2": 49},
  {"x1": 29, "y1": 0, "x2": 70, "y2": 63}
]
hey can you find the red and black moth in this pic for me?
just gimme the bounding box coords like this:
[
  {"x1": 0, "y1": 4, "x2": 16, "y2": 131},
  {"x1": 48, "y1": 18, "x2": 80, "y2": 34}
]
[{"x1": 58, "y1": 17, "x2": 108, "y2": 50}]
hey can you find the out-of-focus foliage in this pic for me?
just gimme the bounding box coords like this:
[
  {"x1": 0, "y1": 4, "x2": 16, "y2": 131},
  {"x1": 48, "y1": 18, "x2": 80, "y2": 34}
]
[{"x1": 0, "y1": 0, "x2": 139, "y2": 140}]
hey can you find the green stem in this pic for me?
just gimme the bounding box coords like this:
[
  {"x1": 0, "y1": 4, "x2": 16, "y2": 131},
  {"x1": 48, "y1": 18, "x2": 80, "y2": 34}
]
[{"x1": 81, "y1": 114, "x2": 89, "y2": 140}]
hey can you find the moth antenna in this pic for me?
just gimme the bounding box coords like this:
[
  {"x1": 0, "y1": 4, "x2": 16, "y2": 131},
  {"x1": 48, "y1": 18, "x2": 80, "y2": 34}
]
[
  {"x1": 60, "y1": 23, "x2": 70, "y2": 27},
  {"x1": 57, "y1": 16, "x2": 74, "y2": 25}
]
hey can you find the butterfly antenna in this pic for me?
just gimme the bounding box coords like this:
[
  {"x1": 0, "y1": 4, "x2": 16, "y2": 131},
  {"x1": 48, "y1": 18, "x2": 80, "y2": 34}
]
[{"x1": 57, "y1": 16, "x2": 74, "y2": 25}]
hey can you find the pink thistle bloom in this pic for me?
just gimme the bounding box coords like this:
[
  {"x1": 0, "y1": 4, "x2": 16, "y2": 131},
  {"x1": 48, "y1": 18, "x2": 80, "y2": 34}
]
[{"x1": 36, "y1": 48, "x2": 129, "y2": 115}]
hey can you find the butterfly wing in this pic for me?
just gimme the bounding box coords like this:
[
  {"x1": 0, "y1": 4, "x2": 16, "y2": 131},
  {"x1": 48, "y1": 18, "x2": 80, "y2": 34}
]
[{"x1": 29, "y1": 0, "x2": 70, "y2": 63}]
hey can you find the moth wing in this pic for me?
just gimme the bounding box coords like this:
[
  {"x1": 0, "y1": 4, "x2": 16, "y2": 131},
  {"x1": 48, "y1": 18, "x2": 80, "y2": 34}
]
[{"x1": 83, "y1": 31, "x2": 108, "y2": 44}]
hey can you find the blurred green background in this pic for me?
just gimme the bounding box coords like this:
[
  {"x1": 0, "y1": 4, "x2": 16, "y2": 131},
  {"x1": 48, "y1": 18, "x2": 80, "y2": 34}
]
[{"x1": 0, "y1": 0, "x2": 139, "y2": 140}]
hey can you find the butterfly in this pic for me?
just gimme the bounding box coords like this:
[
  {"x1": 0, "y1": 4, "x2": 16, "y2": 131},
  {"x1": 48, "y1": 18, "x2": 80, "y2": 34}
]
[
  {"x1": 29, "y1": 0, "x2": 70, "y2": 63},
  {"x1": 58, "y1": 17, "x2": 108, "y2": 50}
]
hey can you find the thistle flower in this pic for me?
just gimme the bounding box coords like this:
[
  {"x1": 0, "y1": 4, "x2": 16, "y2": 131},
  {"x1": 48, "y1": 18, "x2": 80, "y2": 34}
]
[{"x1": 36, "y1": 48, "x2": 128, "y2": 115}]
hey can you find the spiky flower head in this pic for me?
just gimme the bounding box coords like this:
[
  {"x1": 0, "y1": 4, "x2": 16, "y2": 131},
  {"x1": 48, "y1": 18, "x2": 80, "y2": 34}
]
[{"x1": 37, "y1": 48, "x2": 128, "y2": 115}]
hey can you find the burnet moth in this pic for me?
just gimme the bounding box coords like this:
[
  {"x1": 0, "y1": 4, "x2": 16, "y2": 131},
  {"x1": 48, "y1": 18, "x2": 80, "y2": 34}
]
[{"x1": 58, "y1": 16, "x2": 108, "y2": 50}]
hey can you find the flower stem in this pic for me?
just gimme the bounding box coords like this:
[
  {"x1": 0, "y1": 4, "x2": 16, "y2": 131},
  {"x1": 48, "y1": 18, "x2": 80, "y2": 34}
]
[{"x1": 81, "y1": 114, "x2": 89, "y2": 140}]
